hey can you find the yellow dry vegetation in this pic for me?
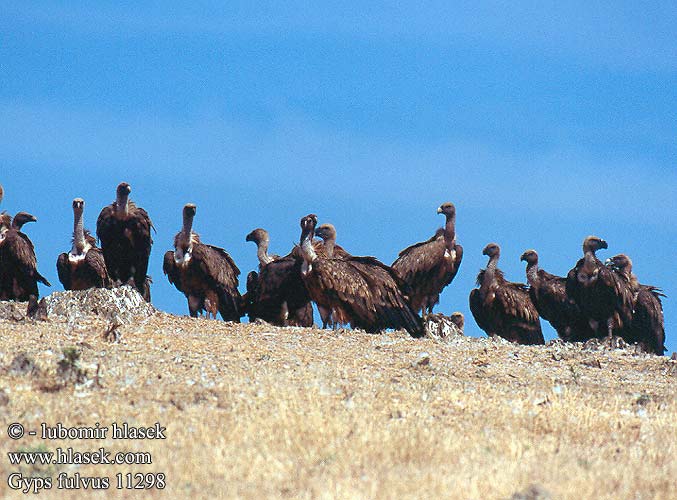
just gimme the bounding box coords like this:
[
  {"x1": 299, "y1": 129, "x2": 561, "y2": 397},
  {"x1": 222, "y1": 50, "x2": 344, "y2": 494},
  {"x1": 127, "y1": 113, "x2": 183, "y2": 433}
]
[{"x1": 0, "y1": 313, "x2": 675, "y2": 499}]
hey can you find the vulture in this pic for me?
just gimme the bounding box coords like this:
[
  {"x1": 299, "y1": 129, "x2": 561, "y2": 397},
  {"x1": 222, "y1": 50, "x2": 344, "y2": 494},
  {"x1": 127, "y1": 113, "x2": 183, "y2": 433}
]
[
  {"x1": 520, "y1": 249, "x2": 596, "y2": 342},
  {"x1": 312, "y1": 222, "x2": 352, "y2": 328},
  {"x1": 57, "y1": 199, "x2": 110, "y2": 290},
  {"x1": 243, "y1": 228, "x2": 313, "y2": 326},
  {"x1": 469, "y1": 243, "x2": 544, "y2": 345},
  {"x1": 392, "y1": 202, "x2": 463, "y2": 316},
  {"x1": 96, "y1": 182, "x2": 154, "y2": 301},
  {"x1": 0, "y1": 212, "x2": 51, "y2": 301},
  {"x1": 565, "y1": 236, "x2": 634, "y2": 340},
  {"x1": 163, "y1": 204, "x2": 241, "y2": 321},
  {"x1": 606, "y1": 254, "x2": 666, "y2": 355},
  {"x1": 313, "y1": 223, "x2": 351, "y2": 259},
  {"x1": 298, "y1": 214, "x2": 423, "y2": 337}
]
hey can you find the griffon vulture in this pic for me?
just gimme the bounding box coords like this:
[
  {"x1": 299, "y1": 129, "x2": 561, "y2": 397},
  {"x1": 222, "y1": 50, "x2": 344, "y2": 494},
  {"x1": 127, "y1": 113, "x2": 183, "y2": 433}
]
[
  {"x1": 469, "y1": 243, "x2": 544, "y2": 345},
  {"x1": 163, "y1": 204, "x2": 241, "y2": 321},
  {"x1": 520, "y1": 249, "x2": 595, "y2": 342},
  {"x1": 565, "y1": 236, "x2": 634, "y2": 340},
  {"x1": 97, "y1": 182, "x2": 154, "y2": 301},
  {"x1": 0, "y1": 212, "x2": 51, "y2": 300},
  {"x1": 298, "y1": 214, "x2": 422, "y2": 337},
  {"x1": 606, "y1": 254, "x2": 665, "y2": 355},
  {"x1": 244, "y1": 228, "x2": 313, "y2": 326},
  {"x1": 392, "y1": 202, "x2": 463, "y2": 316},
  {"x1": 57, "y1": 199, "x2": 110, "y2": 290}
]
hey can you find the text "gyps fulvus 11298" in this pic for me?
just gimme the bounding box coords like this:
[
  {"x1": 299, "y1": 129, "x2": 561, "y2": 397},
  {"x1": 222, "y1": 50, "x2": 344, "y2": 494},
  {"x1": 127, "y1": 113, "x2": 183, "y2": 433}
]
[
  {"x1": 469, "y1": 243, "x2": 544, "y2": 345},
  {"x1": 163, "y1": 204, "x2": 241, "y2": 321},
  {"x1": 298, "y1": 214, "x2": 423, "y2": 337}
]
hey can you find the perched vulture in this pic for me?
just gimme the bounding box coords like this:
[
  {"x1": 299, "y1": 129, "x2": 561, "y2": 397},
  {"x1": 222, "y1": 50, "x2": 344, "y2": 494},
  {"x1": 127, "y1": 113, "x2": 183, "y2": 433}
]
[
  {"x1": 392, "y1": 202, "x2": 463, "y2": 316},
  {"x1": 520, "y1": 249, "x2": 595, "y2": 342},
  {"x1": 606, "y1": 254, "x2": 666, "y2": 355},
  {"x1": 469, "y1": 243, "x2": 544, "y2": 345},
  {"x1": 243, "y1": 228, "x2": 313, "y2": 326},
  {"x1": 97, "y1": 182, "x2": 154, "y2": 301},
  {"x1": 57, "y1": 199, "x2": 110, "y2": 291},
  {"x1": 312, "y1": 223, "x2": 352, "y2": 328},
  {"x1": 298, "y1": 214, "x2": 422, "y2": 337},
  {"x1": 565, "y1": 236, "x2": 634, "y2": 339},
  {"x1": 163, "y1": 204, "x2": 241, "y2": 321},
  {"x1": 0, "y1": 212, "x2": 51, "y2": 301},
  {"x1": 313, "y1": 224, "x2": 351, "y2": 259}
]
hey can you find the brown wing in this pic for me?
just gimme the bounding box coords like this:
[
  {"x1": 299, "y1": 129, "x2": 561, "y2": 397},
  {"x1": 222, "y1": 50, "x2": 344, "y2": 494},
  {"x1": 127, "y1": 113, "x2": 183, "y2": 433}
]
[
  {"x1": 0, "y1": 229, "x2": 50, "y2": 299},
  {"x1": 192, "y1": 243, "x2": 241, "y2": 320},
  {"x1": 631, "y1": 286, "x2": 665, "y2": 355},
  {"x1": 56, "y1": 253, "x2": 72, "y2": 290},
  {"x1": 84, "y1": 248, "x2": 111, "y2": 288},
  {"x1": 306, "y1": 257, "x2": 422, "y2": 337},
  {"x1": 163, "y1": 250, "x2": 183, "y2": 290},
  {"x1": 469, "y1": 287, "x2": 492, "y2": 334}
]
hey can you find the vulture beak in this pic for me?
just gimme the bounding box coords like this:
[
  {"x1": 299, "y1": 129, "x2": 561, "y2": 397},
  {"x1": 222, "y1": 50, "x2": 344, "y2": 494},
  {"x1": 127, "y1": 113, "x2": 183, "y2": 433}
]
[
  {"x1": 314, "y1": 228, "x2": 323, "y2": 237},
  {"x1": 604, "y1": 257, "x2": 612, "y2": 265},
  {"x1": 520, "y1": 252, "x2": 527, "y2": 262},
  {"x1": 245, "y1": 232, "x2": 254, "y2": 242},
  {"x1": 436, "y1": 207, "x2": 443, "y2": 214}
]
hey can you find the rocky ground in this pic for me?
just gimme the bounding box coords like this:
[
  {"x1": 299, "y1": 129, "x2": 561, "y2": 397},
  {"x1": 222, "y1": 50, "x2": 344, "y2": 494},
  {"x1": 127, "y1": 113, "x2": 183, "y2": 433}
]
[{"x1": 0, "y1": 290, "x2": 675, "y2": 499}]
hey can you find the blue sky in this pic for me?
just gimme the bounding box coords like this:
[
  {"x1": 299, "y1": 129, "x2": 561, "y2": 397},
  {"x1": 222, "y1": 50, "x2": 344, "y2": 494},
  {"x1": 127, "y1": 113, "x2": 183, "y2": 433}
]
[{"x1": 2, "y1": 2, "x2": 675, "y2": 352}]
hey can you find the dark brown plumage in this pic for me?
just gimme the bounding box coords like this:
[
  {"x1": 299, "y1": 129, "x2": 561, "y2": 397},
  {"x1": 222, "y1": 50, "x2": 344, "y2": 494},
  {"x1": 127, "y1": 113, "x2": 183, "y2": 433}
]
[
  {"x1": 565, "y1": 236, "x2": 634, "y2": 340},
  {"x1": 606, "y1": 254, "x2": 666, "y2": 355},
  {"x1": 392, "y1": 202, "x2": 463, "y2": 316},
  {"x1": 469, "y1": 243, "x2": 544, "y2": 345},
  {"x1": 57, "y1": 199, "x2": 111, "y2": 291},
  {"x1": 0, "y1": 212, "x2": 51, "y2": 300},
  {"x1": 298, "y1": 214, "x2": 423, "y2": 337},
  {"x1": 97, "y1": 182, "x2": 154, "y2": 301},
  {"x1": 520, "y1": 249, "x2": 595, "y2": 342},
  {"x1": 163, "y1": 204, "x2": 241, "y2": 321},
  {"x1": 244, "y1": 228, "x2": 313, "y2": 326}
]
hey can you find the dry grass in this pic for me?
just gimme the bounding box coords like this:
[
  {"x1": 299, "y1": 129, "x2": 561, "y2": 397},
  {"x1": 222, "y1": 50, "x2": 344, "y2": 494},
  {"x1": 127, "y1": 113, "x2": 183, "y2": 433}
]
[{"x1": 0, "y1": 311, "x2": 675, "y2": 499}]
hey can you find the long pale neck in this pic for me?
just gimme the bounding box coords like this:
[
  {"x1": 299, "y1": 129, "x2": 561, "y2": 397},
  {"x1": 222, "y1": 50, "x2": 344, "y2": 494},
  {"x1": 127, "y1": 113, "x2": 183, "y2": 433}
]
[
  {"x1": 72, "y1": 208, "x2": 86, "y2": 254},
  {"x1": 444, "y1": 214, "x2": 456, "y2": 250},
  {"x1": 257, "y1": 239, "x2": 273, "y2": 265},
  {"x1": 481, "y1": 255, "x2": 499, "y2": 292},
  {"x1": 583, "y1": 248, "x2": 597, "y2": 273},
  {"x1": 324, "y1": 238, "x2": 335, "y2": 258},
  {"x1": 300, "y1": 233, "x2": 317, "y2": 263},
  {"x1": 526, "y1": 262, "x2": 539, "y2": 284},
  {"x1": 115, "y1": 192, "x2": 129, "y2": 216},
  {"x1": 182, "y1": 212, "x2": 194, "y2": 237}
]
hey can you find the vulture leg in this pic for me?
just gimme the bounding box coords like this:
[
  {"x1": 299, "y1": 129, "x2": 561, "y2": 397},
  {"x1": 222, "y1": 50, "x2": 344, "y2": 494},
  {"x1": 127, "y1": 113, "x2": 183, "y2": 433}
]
[
  {"x1": 319, "y1": 306, "x2": 332, "y2": 329},
  {"x1": 188, "y1": 295, "x2": 201, "y2": 318}
]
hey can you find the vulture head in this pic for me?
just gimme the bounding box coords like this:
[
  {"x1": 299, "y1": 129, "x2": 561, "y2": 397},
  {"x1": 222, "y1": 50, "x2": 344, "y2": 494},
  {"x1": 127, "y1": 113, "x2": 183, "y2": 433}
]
[
  {"x1": 605, "y1": 254, "x2": 633, "y2": 273},
  {"x1": 482, "y1": 242, "x2": 500, "y2": 259},
  {"x1": 245, "y1": 228, "x2": 269, "y2": 245},
  {"x1": 437, "y1": 202, "x2": 456, "y2": 218},
  {"x1": 450, "y1": 311, "x2": 464, "y2": 331},
  {"x1": 520, "y1": 249, "x2": 539, "y2": 265},
  {"x1": 73, "y1": 198, "x2": 85, "y2": 214},
  {"x1": 299, "y1": 214, "x2": 318, "y2": 243},
  {"x1": 116, "y1": 182, "x2": 132, "y2": 197},
  {"x1": 314, "y1": 223, "x2": 337, "y2": 243},
  {"x1": 11, "y1": 212, "x2": 37, "y2": 230},
  {"x1": 582, "y1": 235, "x2": 608, "y2": 254}
]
